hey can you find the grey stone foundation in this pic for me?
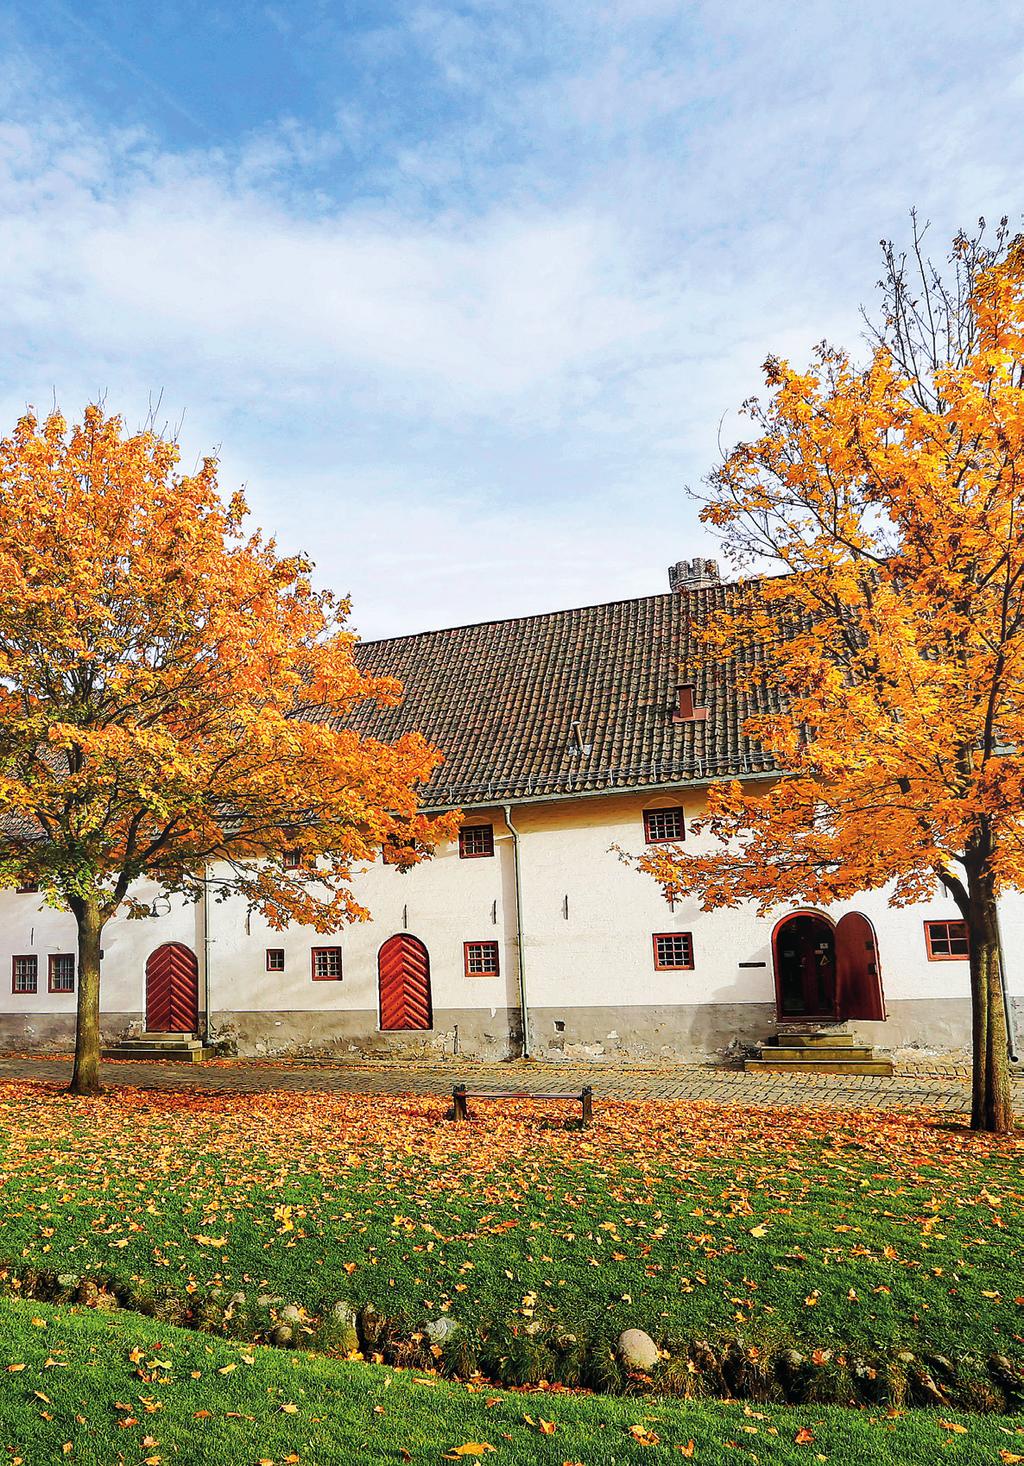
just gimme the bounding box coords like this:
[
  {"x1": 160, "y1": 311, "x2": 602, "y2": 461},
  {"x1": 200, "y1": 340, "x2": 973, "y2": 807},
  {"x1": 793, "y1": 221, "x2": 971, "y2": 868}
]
[{"x1": 2, "y1": 997, "x2": 1019, "y2": 1063}]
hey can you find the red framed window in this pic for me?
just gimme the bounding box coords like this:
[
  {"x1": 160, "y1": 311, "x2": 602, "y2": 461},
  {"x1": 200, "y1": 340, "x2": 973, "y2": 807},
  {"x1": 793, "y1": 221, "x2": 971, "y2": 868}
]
[
  {"x1": 644, "y1": 807, "x2": 685, "y2": 843},
  {"x1": 266, "y1": 948, "x2": 285, "y2": 972},
  {"x1": 311, "y1": 946, "x2": 342, "y2": 980},
  {"x1": 925, "y1": 920, "x2": 970, "y2": 960},
  {"x1": 652, "y1": 933, "x2": 694, "y2": 970},
  {"x1": 282, "y1": 850, "x2": 303, "y2": 870},
  {"x1": 12, "y1": 955, "x2": 38, "y2": 993},
  {"x1": 459, "y1": 824, "x2": 494, "y2": 859},
  {"x1": 464, "y1": 941, "x2": 500, "y2": 976},
  {"x1": 48, "y1": 954, "x2": 75, "y2": 993},
  {"x1": 16, "y1": 882, "x2": 39, "y2": 893}
]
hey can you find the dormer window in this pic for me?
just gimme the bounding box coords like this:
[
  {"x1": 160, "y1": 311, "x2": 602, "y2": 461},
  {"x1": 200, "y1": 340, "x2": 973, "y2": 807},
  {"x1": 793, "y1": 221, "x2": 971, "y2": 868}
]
[{"x1": 673, "y1": 683, "x2": 707, "y2": 723}]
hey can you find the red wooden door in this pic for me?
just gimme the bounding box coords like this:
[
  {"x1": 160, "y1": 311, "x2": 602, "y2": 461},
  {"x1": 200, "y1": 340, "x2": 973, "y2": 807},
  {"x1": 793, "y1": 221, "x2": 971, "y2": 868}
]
[
  {"x1": 835, "y1": 912, "x2": 884, "y2": 1021},
  {"x1": 378, "y1": 935, "x2": 432, "y2": 1031},
  {"x1": 145, "y1": 943, "x2": 199, "y2": 1033}
]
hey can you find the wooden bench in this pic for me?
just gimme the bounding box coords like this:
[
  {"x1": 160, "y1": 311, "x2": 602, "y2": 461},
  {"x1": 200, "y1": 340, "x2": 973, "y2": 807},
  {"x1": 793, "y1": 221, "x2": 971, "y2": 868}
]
[{"x1": 451, "y1": 1082, "x2": 593, "y2": 1126}]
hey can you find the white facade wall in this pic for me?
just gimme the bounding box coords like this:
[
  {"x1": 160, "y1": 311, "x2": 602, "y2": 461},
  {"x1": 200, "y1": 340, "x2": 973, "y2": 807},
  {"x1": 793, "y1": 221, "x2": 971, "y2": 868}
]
[{"x1": 0, "y1": 787, "x2": 1020, "y2": 1061}]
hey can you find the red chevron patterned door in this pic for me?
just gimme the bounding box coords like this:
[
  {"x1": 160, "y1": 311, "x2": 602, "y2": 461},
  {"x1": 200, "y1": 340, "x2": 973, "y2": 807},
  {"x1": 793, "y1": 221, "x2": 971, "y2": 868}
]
[
  {"x1": 145, "y1": 943, "x2": 199, "y2": 1033},
  {"x1": 378, "y1": 935, "x2": 432, "y2": 1031}
]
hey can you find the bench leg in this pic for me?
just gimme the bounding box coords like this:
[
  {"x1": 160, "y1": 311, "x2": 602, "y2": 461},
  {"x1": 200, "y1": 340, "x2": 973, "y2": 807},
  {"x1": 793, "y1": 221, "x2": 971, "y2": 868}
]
[
  {"x1": 453, "y1": 1085, "x2": 469, "y2": 1122},
  {"x1": 581, "y1": 1086, "x2": 593, "y2": 1126}
]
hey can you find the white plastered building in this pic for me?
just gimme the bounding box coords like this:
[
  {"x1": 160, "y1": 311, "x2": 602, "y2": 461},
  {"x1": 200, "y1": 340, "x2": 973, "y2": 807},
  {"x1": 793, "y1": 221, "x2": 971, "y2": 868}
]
[{"x1": 1, "y1": 561, "x2": 1019, "y2": 1064}]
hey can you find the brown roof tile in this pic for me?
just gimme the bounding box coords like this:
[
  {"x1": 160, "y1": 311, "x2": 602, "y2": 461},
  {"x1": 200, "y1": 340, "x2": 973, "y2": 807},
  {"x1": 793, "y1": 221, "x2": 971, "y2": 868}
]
[{"x1": 350, "y1": 585, "x2": 778, "y2": 809}]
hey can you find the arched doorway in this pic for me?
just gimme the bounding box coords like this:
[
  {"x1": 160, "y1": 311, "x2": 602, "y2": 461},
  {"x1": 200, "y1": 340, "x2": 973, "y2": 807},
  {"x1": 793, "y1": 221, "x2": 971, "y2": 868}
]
[
  {"x1": 772, "y1": 911, "x2": 885, "y2": 1023},
  {"x1": 378, "y1": 934, "x2": 432, "y2": 1031},
  {"x1": 773, "y1": 912, "x2": 836, "y2": 1020},
  {"x1": 145, "y1": 943, "x2": 199, "y2": 1033}
]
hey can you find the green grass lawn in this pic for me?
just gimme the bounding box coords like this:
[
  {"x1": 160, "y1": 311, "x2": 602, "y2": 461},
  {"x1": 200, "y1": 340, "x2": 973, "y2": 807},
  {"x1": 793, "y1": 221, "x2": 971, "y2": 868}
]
[
  {"x1": 1, "y1": 1294, "x2": 1021, "y2": 1464},
  {"x1": 1, "y1": 1075, "x2": 1023, "y2": 1442}
]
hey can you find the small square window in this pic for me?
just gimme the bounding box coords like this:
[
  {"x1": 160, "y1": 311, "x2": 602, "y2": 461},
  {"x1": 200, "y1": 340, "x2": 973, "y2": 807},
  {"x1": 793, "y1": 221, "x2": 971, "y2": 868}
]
[
  {"x1": 652, "y1": 932, "x2": 694, "y2": 970},
  {"x1": 465, "y1": 941, "x2": 500, "y2": 976},
  {"x1": 925, "y1": 920, "x2": 970, "y2": 960},
  {"x1": 12, "y1": 955, "x2": 38, "y2": 994},
  {"x1": 283, "y1": 850, "x2": 303, "y2": 870},
  {"x1": 644, "y1": 807, "x2": 685, "y2": 843},
  {"x1": 311, "y1": 946, "x2": 342, "y2": 980},
  {"x1": 266, "y1": 948, "x2": 285, "y2": 972},
  {"x1": 48, "y1": 954, "x2": 75, "y2": 993},
  {"x1": 459, "y1": 825, "x2": 494, "y2": 859}
]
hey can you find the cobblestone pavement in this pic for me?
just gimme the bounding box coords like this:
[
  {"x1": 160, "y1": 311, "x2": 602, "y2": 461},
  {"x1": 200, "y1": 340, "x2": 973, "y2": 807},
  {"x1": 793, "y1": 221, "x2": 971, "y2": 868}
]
[{"x1": 0, "y1": 1053, "x2": 1019, "y2": 1115}]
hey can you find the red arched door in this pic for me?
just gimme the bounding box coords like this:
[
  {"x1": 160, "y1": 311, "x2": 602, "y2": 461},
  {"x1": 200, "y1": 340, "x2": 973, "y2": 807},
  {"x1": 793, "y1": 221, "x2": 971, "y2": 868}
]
[
  {"x1": 378, "y1": 935, "x2": 432, "y2": 1031},
  {"x1": 145, "y1": 943, "x2": 199, "y2": 1033},
  {"x1": 835, "y1": 912, "x2": 884, "y2": 1020}
]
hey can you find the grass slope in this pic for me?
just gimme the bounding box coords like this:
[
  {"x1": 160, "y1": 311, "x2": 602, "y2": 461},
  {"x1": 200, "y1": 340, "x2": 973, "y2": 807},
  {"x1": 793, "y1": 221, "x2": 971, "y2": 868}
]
[{"x1": 1, "y1": 1295, "x2": 1022, "y2": 1465}]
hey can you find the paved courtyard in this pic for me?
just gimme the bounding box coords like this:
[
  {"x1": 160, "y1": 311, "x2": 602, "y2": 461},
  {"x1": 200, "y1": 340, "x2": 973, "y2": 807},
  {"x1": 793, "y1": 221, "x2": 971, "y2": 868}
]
[{"x1": 1, "y1": 1052, "x2": 1020, "y2": 1115}]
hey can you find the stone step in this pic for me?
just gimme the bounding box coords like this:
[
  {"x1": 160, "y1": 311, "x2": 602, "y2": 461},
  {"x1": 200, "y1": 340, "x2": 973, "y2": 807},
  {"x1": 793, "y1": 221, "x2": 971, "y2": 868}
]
[
  {"x1": 102, "y1": 1044, "x2": 214, "y2": 1064},
  {"x1": 745, "y1": 1057, "x2": 894, "y2": 1076},
  {"x1": 768, "y1": 1045, "x2": 875, "y2": 1062},
  {"x1": 117, "y1": 1037, "x2": 202, "y2": 1049},
  {"x1": 769, "y1": 1033, "x2": 856, "y2": 1047}
]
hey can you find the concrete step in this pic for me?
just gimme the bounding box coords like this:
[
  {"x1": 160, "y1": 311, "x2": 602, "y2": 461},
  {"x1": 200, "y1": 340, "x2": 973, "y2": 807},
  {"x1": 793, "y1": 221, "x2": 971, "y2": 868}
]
[
  {"x1": 745, "y1": 1057, "x2": 894, "y2": 1076},
  {"x1": 768, "y1": 1045, "x2": 875, "y2": 1062},
  {"x1": 102, "y1": 1044, "x2": 214, "y2": 1064},
  {"x1": 128, "y1": 1032, "x2": 200, "y2": 1044}
]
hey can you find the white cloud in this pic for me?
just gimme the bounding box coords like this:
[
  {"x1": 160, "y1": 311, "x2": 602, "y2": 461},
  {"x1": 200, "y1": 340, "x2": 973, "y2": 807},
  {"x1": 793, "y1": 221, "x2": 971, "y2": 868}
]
[{"x1": 1, "y1": 2, "x2": 1024, "y2": 635}]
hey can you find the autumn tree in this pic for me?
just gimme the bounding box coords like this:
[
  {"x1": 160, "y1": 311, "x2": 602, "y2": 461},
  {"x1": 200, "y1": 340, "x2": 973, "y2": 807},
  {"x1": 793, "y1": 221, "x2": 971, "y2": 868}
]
[
  {"x1": 641, "y1": 217, "x2": 1024, "y2": 1133},
  {"x1": 0, "y1": 406, "x2": 457, "y2": 1095}
]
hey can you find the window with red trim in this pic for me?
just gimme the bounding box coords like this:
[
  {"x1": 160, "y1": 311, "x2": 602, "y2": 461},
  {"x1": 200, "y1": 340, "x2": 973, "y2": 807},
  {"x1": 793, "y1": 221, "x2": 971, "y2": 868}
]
[
  {"x1": 644, "y1": 807, "x2": 685, "y2": 843},
  {"x1": 925, "y1": 920, "x2": 970, "y2": 960},
  {"x1": 459, "y1": 825, "x2": 494, "y2": 859},
  {"x1": 465, "y1": 941, "x2": 500, "y2": 976},
  {"x1": 282, "y1": 850, "x2": 303, "y2": 870},
  {"x1": 16, "y1": 882, "x2": 39, "y2": 893},
  {"x1": 12, "y1": 955, "x2": 38, "y2": 993},
  {"x1": 266, "y1": 948, "x2": 285, "y2": 972},
  {"x1": 48, "y1": 954, "x2": 75, "y2": 993},
  {"x1": 652, "y1": 932, "x2": 694, "y2": 970},
  {"x1": 311, "y1": 946, "x2": 342, "y2": 980}
]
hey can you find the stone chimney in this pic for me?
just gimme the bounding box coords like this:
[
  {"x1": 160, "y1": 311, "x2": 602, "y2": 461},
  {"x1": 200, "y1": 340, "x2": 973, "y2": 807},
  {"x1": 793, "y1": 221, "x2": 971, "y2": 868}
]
[{"x1": 668, "y1": 557, "x2": 721, "y2": 593}]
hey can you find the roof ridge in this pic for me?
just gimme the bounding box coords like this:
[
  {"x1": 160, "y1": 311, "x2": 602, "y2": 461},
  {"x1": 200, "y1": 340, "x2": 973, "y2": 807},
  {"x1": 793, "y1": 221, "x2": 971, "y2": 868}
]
[{"x1": 355, "y1": 588, "x2": 681, "y2": 648}]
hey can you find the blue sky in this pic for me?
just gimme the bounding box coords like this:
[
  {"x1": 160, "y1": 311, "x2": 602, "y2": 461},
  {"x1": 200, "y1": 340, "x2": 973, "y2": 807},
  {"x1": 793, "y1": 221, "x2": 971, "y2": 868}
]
[{"x1": 1, "y1": 2, "x2": 1022, "y2": 636}]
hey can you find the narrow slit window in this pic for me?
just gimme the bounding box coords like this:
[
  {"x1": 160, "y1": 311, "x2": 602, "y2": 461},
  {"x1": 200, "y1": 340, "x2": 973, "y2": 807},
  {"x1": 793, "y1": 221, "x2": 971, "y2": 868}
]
[
  {"x1": 644, "y1": 807, "x2": 685, "y2": 843},
  {"x1": 652, "y1": 933, "x2": 694, "y2": 970},
  {"x1": 311, "y1": 946, "x2": 342, "y2": 980},
  {"x1": 459, "y1": 825, "x2": 494, "y2": 859},
  {"x1": 12, "y1": 955, "x2": 38, "y2": 994},
  {"x1": 266, "y1": 948, "x2": 285, "y2": 972},
  {"x1": 465, "y1": 941, "x2": 500, "y2": 976},
  {"x1": 48, "y1": 954, "x2": 75, "y2": 993},
  {"x1": 924, "y1": 920, "x2": 970, "y2": 960}
]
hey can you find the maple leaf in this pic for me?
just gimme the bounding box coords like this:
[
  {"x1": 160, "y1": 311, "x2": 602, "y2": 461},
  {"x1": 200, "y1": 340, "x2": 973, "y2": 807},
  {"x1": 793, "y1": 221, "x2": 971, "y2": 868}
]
[
  {"x1": 628, "y1": 1424, "x2": 661, "y2": 1446},
  {"x1": 443, "y1": 1446, "x2": 496, "y2": 1458},
  {"x1": 794, "y1": 1427, "x2": 815, "y2": 1445}
]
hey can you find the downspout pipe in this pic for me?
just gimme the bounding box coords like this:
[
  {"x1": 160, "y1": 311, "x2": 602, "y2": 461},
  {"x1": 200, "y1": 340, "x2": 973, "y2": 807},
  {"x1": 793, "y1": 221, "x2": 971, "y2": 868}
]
[
  {"x1": 503, "y1": 803, "x2": 531, "y2": 1060},
  {"x1": 201, "y1": 869, "x2": 212, "y2": 1047}
]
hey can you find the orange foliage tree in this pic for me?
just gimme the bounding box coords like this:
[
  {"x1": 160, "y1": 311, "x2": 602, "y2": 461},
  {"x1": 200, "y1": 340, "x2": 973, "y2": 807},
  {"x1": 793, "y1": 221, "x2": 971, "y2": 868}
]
[
  {"x1": 0, "y1": 407, "x2": 457, "y2": 1094},
  {"x1": 641, "y1": 219, "x2": 1024, "y2": 1133}
]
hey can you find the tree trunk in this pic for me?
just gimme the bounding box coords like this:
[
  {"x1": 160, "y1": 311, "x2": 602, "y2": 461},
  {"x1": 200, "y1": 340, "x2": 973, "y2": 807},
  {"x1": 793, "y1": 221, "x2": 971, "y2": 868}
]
[
  {"x1": 965, "y1": 876, "x2": 1014, "y2": 1134},
  {"x1": 70, "y1": 899, "x2": 104, "y2": 1096}
]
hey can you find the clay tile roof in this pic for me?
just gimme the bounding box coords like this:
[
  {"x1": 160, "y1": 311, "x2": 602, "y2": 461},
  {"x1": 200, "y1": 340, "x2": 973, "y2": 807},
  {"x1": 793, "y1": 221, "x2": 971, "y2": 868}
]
[{"x1": 350, "y1": 584, "x2": 779, "y2": 809}]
